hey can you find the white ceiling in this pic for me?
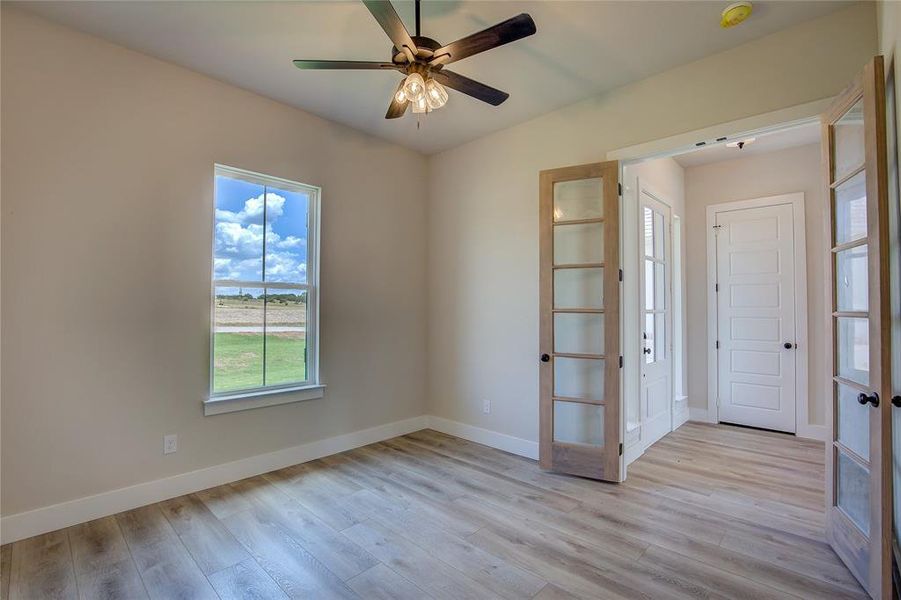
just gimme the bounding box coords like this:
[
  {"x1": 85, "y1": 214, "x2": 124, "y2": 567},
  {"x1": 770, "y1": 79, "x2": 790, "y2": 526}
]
[
  {"x1": 673, "y1": 121, "x2": 821, "y2": 168},
  {"x1": 16, "y1": 1, "x2": 854, "y2": 154}
]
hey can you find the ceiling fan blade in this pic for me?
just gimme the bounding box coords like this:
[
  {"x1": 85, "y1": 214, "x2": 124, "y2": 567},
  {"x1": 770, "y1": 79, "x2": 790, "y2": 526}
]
[
  {"x1": 362, "y1": 0, "x2": 417, "y2": 58},
  {"x1": 431, "y1": 70, "x2": 509, "y2": 106},
  {"x1": 429, "y1": 13, "x2": 536, "y2": 66},
  {"x1": 385, "y1": 80, "x2": 409, "y2": 119},
  {"x1": 293, "y1": 60, "x2": 400, "y2": 70}
]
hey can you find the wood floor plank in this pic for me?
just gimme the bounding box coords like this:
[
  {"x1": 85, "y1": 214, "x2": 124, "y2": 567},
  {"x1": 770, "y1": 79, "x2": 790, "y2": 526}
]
[
  {"x1": 229, "y1": 476, "x2": 378, "y2": 581},
  {"x1": 346, "y1": 563, "x2": 433, "y2": 600},
  {"x1": 115, "y1": 505, "x2": 218, "y2": 600},
  {"x1": 159, "y1": 493, "x2": 249, "y2": 575},
  {"x1": 1, "y1": 544, "x2": 12, "y2": 600},
  {"x1": 196, "y1": 483, "x2": 254, "y2": 520},
  {"x1": 68, "y1": 516, "x2": 147, "y2": 600},
  {"x1": 8, "y1": 530, "x2": 78, "y2": 600},
  {"x1": 207, "y1": 557, "x2": 290, "y2": 600},
  {"x1": 343, "y1": 520, "x2": 503, "y2": 600},
  {"x1": 221, "y1": 502, "x2": 360, "y2": 599}
]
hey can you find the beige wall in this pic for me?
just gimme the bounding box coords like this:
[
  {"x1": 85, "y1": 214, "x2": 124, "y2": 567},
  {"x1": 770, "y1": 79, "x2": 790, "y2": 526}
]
[
  {"x1": 683, "y1": 144, "x2": 827, "y2": 426},
  {"x1": 0, "y1": 7, "x2": 428, "y2": 516},
  {"x1": 427, "y1": 4, "x2": 876, "y2": 444}
]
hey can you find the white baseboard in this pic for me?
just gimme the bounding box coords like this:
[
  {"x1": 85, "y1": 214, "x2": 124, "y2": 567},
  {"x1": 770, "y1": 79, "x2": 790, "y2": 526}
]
[
  {"x1": 425, "y1": 415, "x2": 539, "y2": 460},
  {"x1": 0, "y1": 415, "x2": 429, "y2": 545},
  {"x1": 689, "y1": 407, "x2": 713, "y2": 423},
  {"x1": 796, "y1": 423, "x2": 828, "y2": 442},
  {"x1": 673, "y1": 406, "x2": 690, "y2": 430}
]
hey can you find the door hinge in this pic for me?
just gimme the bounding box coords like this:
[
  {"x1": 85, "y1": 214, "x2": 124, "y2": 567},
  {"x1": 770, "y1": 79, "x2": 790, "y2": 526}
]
[
  {"x1": 618, "y1": 442, "x2": 623, "y2": 456},
  {"x1": 715, "y1": 340, "x2": 720, "y2": 349},
  {"x1": 618, "y1": 268, "x2": 623, "y2": 282},
  {"x1": 715, "y1": 283, "x2": 719, "y2": 292},
  {"x1": 619, "y1": 355, "x2": 623, "y2": 368},
  {"x1": 618, "y1": 182, "x2": 622, "y2": 196}
]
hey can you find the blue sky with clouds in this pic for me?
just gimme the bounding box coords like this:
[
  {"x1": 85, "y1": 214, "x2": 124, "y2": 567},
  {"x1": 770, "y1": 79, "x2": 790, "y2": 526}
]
[{"x1": 214, "y1": 175, "x2": 308, "y2": 284}]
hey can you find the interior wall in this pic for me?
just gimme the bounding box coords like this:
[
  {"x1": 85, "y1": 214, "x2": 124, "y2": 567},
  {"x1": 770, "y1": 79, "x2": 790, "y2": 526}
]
[
  {"x1": 683, "y1": 143, "x2": 826, "y2": 427},
  {"x1": 1, "y1": 7, "x2": 428, "y2": 517},
  {"x1": 621, "y1": 157, "x2": 686, "y2": 450},
  {"x1": 426, "y1": 3, "x2": 875, "y2": 445}
]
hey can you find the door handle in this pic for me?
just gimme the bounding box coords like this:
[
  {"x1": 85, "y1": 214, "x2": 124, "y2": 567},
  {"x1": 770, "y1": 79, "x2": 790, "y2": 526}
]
[
  {"x1": 892, "y1": 396, "x2": 901, "y2": 408},
  {"x1": 540, "y1": 353, "x2": 550, "y2": 363},
  {"x1": 643, "y1": 348, "x2": 652, "y2": 355},
  {"x1": 857, "y1": 392, "x2": 880, "y2": 407},
  {"x1": 783, "y1": 342, "x2": 795, "y2": 349}
]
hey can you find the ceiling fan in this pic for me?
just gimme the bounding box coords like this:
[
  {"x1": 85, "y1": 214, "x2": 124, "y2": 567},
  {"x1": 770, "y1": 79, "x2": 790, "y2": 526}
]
[{"x1": 293, "y1": 0, "x2": 537, "y2": 119}]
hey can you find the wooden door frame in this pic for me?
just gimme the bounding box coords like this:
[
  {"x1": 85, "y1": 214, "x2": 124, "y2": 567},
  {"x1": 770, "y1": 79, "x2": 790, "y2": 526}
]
[
  {"x1": 821, "y1": 56, "x2": 892, "y2": 599},
  {"x1": 538, "y1": 160, "x2": 622, "y2": 482},
  {"x1": 704, "y1": 193, "x2": 812, "y2": 437}
]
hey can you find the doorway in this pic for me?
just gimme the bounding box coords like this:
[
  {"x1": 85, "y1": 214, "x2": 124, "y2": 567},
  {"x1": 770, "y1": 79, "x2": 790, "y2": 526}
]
[{"x1": 706, "y1": 193, "x2": 808, "y2": 434}]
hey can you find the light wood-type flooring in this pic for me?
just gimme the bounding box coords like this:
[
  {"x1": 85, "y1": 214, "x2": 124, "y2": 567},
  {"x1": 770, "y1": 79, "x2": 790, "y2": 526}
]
[{"x1": 1, "y1": 422, "x2": 865, "y2": 599}]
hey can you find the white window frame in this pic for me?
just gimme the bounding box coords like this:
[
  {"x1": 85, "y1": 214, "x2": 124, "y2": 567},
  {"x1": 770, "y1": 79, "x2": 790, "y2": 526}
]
[{"x1": 204, "y1": 164, "x2": 323, "y2": 416}]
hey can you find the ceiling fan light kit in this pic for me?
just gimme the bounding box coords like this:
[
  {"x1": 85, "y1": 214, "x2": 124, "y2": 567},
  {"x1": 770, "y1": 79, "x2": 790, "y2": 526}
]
[{"x1": 293, "y1": 0, "x2": 536, "y2": 119}]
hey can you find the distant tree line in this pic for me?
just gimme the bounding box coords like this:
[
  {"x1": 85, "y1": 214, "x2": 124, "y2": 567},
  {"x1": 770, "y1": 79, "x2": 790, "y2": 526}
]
[{"x1": 216, "y1": 292, "x2": 305, "y2": 305}]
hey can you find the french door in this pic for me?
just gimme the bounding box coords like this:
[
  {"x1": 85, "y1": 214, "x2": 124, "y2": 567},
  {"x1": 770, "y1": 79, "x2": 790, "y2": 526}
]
[
  {"x1": 639, "y1": 189, "x2": 673, "y2": 448},
  {"x1": 538, "y1": 161, "x2": 621, "y2": 481},
  {"x1": 822, "y1": 56, "x2": 892, "y2": 598}
]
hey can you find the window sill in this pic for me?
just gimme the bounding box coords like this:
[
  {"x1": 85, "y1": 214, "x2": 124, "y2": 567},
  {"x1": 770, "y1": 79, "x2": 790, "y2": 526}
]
[{"x1": 204, "y1": 384, "x2": 325, "y2": 416}]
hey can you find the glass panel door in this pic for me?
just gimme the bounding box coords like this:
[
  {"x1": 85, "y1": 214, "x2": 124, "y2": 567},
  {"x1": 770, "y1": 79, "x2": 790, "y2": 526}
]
[
  {"x1": 822, "y1": 56, "x2": 891, "y2": 598},
  {"x1": 539, "y1": 161, "x2": 621, "y2": 481}
]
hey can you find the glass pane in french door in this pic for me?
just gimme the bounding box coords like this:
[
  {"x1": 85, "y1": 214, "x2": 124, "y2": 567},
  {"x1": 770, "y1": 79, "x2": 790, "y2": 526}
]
[
  {"x1": 553, "y1": 400, "x2": 604, "y2": 446},
  {"x1": 554, "y1": 267, "x2": 603, "y2": 309},
  {"x1": 553, "y1": 178, "x2": 602, "y2": 221}
]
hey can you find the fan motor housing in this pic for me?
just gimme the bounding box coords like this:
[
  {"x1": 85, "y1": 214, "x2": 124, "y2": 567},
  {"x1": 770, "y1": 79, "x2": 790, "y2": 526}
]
[{"x1": 392, "y1": 36, "x2": 442, "y2": 64}]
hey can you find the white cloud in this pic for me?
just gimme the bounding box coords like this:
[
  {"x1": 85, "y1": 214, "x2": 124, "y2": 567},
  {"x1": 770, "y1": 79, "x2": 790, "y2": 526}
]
[{"x1": 215, "y1": 193, "x2": 286, "y2": 225}]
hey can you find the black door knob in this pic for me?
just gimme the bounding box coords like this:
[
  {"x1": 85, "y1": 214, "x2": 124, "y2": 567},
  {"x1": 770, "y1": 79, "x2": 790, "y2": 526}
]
[
  {"x1": 540, "y1": 353, "x2": 550, "y2": 363},
  {"x1": 858, "y1": 392, "x2": 880, "y2": 407},
  {"x1": 783, "y1": 342, "x2": 794, "y2": 349},
  {"x1": 643, "y1": 348, "x2": 652, "y2": 354},
  {"x1": 892, "y1": 395, "x2": 901, "y2": 408}
]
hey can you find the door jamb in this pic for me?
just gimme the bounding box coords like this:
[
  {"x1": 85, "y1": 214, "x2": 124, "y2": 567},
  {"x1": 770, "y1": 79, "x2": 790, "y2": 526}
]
[{"x1": 705, "y1": 192, "x2": 813, "y2": 437}]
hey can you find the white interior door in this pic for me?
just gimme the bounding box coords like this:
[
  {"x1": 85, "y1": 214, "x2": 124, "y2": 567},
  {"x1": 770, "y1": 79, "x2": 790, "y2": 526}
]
[
  {"x1": 715, "y1": 201, "x2": 797, "y2": 433},
  {"x1": 639, "y1": 190, "x2": 673, "y2": 447}
]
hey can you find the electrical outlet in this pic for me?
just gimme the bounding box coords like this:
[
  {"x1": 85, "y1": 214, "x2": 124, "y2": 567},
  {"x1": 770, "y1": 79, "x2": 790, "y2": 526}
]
[
  {"x1": 163, "y1": 434, "x2": 178, "y2": 455},
  {"x1": 482, "y1": 399, "x2": 491, "y2": 414}
]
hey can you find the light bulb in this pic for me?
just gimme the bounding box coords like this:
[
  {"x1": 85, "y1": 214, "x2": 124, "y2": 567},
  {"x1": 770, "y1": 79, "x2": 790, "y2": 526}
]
[
  {"x1": 425, "y1": 78, "x2": 448, "y2": 110},
  {"x1": 412, "y1": 95, "x2": 428, "y2": 114},
  {"x1": 394, "y1": 88, "x2": 407, "y2": 103},
  {"x1": 402, "y1": 73, "x2": 425, "y2": 101}
]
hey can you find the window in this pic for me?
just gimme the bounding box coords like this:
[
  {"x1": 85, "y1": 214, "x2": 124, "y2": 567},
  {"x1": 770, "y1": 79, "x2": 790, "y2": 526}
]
[{"x1": 207, "y1": 165, "x2": 321, "y2": 414}]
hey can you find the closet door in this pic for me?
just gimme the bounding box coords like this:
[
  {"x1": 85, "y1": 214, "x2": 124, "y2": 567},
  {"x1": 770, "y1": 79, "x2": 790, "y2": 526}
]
[
  {"x1": 539, "y1": 161, "x2": 621, "y2": 481},
  {"x1": 821, "y1": 55, "x2": 892, "y2": 598}
]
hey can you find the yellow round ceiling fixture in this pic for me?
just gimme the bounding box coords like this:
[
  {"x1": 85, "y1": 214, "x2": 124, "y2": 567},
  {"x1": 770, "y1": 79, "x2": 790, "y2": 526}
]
[{"x1": 721, "y1": 2, "x2": 753, "y2": 29}]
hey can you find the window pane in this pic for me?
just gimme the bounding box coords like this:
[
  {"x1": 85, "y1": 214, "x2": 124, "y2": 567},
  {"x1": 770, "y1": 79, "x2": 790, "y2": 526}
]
[
  {"x1": 837, "y1": 317, "x2": 869, "y2": 385},
  {"x1": 644, "y1": 313, "x2": 655, "y2": 364},
  {"x1": 553, "y1": 178, "x2": 602, "y2": 221},
  {"x1": 643, "y1": 207, "x2": 654, "y2": 257},
  {"x1": 554, "y1": 267, "x2": 603, "y2": 309},
  {"x1": 833, "y1": 99, "x2": 865, "y2": 182},
  {"x1": 834, "y1": 170, "x2": 867, "y2": 245},
  {"x1": 554, "y1": 313, "x2": 604, "y2": 355},
  {"x1": 654, "y1": 210, "x2": 665, "y2": 259},
  {"x1": 837, "y1": 449, "x2": 870, "y2": 535},
  {"x1": 644, "y1": 259, "x2": 655, "y2": 311},
  {"x1": 554, "y1": 357, "x2": 604, "y2": 400},
  {"x1": 213, "y1": 287, "x2": 264, "y2": 393},
  {"x1": 264, "y1": 186, "x2": 309, "y2": 284},
  {"x1": 836, "y1": 244, "x2": 868, "y2": 312},
  {"x1": 264, "y1": 289, "x2": 308, "y2": 386},
  {"x1": 214, "y1": 176, "x2": 264, "y2": 280},
  {"x1": 654, "y1": 312, "x2": 666, "y2": 361},
  {"x1": 554, "y1": 223, "x2": 603, "y2": 265},
  {"x1": 837, "y1": 383, "x2": 869, "y2": 460},
  {"x1": 553, "y1": 401, "x2": 604, "y2": 446}
]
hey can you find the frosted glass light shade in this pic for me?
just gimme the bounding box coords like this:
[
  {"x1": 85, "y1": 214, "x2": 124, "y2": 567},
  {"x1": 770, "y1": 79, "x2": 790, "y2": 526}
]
[
  {"x1": 402, "y1": 73, "x2": 426, "y2": 101},
  {"x1": 425, "y1": 78, "x2": 448, "y2": 109},
  {"x1": 412, "y1": 95, "x2": 428, "y2": 114}
]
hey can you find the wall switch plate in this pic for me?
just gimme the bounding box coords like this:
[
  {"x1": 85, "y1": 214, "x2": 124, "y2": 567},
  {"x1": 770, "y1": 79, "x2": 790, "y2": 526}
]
[
  {"x1": 163, "y1": 434, "x2": 178, "y2": 455},
  {"x1": 482, "y1": 399, "x2": 491, "y2": 414}
]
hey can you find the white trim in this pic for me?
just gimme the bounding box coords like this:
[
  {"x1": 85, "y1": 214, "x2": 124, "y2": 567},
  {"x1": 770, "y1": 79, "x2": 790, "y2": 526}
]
[
  {"x1": 705, "y1": 193, "x2": 809, "y2": 435},
  {"x1": 203, "y1": 384, "x2": 326, "y2": 416},
  {"x1": 0, "y1": 415, "x2": 427, "y2": 545},
  {"x1": 425, "y1": 416, "x2": 539, "y2": 460},
  {"x1": 673, "y1": 397, "x2": 690, "y2": 430},
  {"x1": 606, "y1": 99, "x2": 829, "y2": 163},
  {"x1": 796, "y1": 424, "x2": 828, "y2": 442}
]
